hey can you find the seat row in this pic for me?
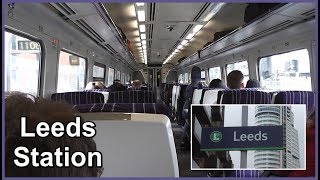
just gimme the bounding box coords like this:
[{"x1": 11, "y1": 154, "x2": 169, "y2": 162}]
[
  {"x1": 51, "y1": 90, "x2": 156, "y2": 104},
  {"x1": 161, "y1": 82, "x2": 316, "y2": 127},
  {"x1": 50, "y1": 89, "x2": 178, "y2": 177},
  {"x1": 192, "y1": 88, "x2": 315, "y2": 112}
]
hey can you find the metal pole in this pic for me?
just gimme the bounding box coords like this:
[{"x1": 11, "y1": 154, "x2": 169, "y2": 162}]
[{"x1": 240, "y1": 105, "x2": 248, "y2": 168}]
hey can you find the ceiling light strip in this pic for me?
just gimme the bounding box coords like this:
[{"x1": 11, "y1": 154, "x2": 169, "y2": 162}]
[{"x1": 163, "y1": 3, "x2": 225, "y2": 64}]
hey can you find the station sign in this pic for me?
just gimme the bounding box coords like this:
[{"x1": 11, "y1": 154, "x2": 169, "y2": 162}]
[{"x1": 200, "y1": 126, "x2": 284, "y2": 151}]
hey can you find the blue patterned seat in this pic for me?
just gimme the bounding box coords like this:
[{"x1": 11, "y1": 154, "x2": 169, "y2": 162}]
[{"x1": 51, "y1": 91, "x2": 104, "y2": 105}]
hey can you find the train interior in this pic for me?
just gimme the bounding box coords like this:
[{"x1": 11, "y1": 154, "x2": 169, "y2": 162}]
[{"x1": 4, "y1": 2, "x2": 317, "y2": 177}]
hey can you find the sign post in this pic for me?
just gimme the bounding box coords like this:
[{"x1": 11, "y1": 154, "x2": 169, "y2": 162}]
[{"x1": 240, "y1": 106, "x2": 248, "y2": 168}]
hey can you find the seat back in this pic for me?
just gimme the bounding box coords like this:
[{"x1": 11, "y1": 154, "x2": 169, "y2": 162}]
[
  {"x1": 176, "y1": 85, "x2": 188, "y2": 125},
  {"x1": 166, "y1": 84, "x2": 174, "y2": 106},
  {"x1": 174, "y1": 86, "x2": 181, "y2": 111},
  {"x1": 128, "y1": 86, "x2": 152, "y2": 91},
  {"x1": 274, "y1": 91, "x2": 316, "y2": 113},
  {"x1": 107, "y1": 91, "x2": 155, "y2": 103},
  {"x1": 202, "y1": 89, "x2": 222, "y2": 104},
  {"x1": 74, "y1": 103, "x2": 172, "y2": 119},
  {"x1": 217, "y1": 89, "x2": 273, "y2": 104},
  {"x1": 84, "y1": 89, "x2": 109, "y2": 92},
  {"x1": 81, "y1": 113, "x2": 179, "y2": 177},
  {"x1": 171, "y1": 85, "x2": 178, "y2": 107},
  {"x1": 51, "y1": 92, "x2": 104, "y2": 105},
  {"x1": 192, "y1": 89, "x2": 204, "y2": 104},
  {"x1": 84, "y1": 90, "x2": 109, "y2": 103}
]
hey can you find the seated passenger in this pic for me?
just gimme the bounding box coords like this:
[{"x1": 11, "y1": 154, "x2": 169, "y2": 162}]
[
  {"x1": 209, "y1": 79, "x2": 226, "y2": 89},
  {"x1": 226, "y1": 70, "x2": 244, "y2": 89},
  {"x1": 132, "y1": 80, "x2": 142, "y2": 89},
  {"x1": 85, "y1": 82, "x2": 95, "y2": 90},
  {"x1": 245, "y1": 79, "x2": 261, "y2": 88},
  {"x1": 85, "y1": 82, "x2": 106, "y2": 90},
  {"x1": 109, "y1": 79, "x2": 127, "y2": 91},
  {"x1": 92, "y1": 82, "x2": 100, "y2": 89},
  {"x1": 5, "y1": 93, "x2": 103, "y2": 177},
  {"x1": 196, "y1": 78, "x2": 208, "y2": 89},
  {"x1": 96, "y1": 82, "x2": 107, "y2": 89}
]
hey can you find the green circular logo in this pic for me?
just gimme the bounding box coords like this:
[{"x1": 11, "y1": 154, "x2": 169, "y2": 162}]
[{"x1": 210, "y1": 131, "x2": 222, "y2": 142}]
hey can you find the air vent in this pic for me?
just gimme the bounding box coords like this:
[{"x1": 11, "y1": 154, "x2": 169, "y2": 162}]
[
  {"x1": 178, "y1": 3, "x2": 209, "y2": 40},
  {"x1": 301, "y1": 9, "x2": 315, "y2": 17},
  {"x1": 179, "y1": 25, "x2": 193, "y2": 39},
  {"x1": 105, "y1": 44, "x2": 118, "y2": 55},
  {"x1": 76, "y1": 19, "x2": 105, "y2": 42},
  {"x1": 240, "y1": 20, "x2": 294, "y2": 43},
  {"x1": 193, "y1": 3, "x2": 210, "y2": 21},
  {"x1": 149, "y1": 3, "x2": 156, "y2": 21},
  {"x1": 148, "y1": 3, "x2": 156, "y2": 50},
  {"x1": 101, "y1": 45, "x2": 113, "y2": 55},
  {"x1": 56, "y1": 3, "x2": 76, "y2": 15}
]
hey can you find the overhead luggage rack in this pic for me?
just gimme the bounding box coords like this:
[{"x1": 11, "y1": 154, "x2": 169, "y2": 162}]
[{"x1": 175, "y1": 3, "x2": 315, "y2": 68}]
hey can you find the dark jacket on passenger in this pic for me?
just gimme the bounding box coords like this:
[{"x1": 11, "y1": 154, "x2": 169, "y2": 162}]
[
  {"x1": 183, "y1": 66, "x2": 201, "y2": 119},
  {"x1": 109, "y1": 83, "x2": 127, "y2": 92}
]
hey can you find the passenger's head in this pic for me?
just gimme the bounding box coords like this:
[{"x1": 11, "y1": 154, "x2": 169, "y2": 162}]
[
  {"x1": 96, "y1": 82, "x2": 106, "y2": 89},
  {"x1": 132, "y1": 80, "x2": 142, "y2": 88},
  {"x1": 109, "y1": 80, "x2": 124, "y2": 91},
  {"x1": 196, "y1": 81, "x2": 207, "y2": 89},
  {"x1": 226, "y1": 70, "x2": 244, "y2": 89},
  {"x1": 5, "y1": 92, "x2": 36, "y2": 136},
  {"x1": 92, "y1": 82, "x2": 101, "y2": 89},
  {"x1": 245, "y1": 79, "x2": 261, "y2": 88},
  {"x1": 209, "y1": 79, "x2": 226, "y2": 89},
  {"x1": 113, "y1": 79, "x2": 121, "y2": 84},
  {"x1": 191, "y1": 66, "x2": 201, "y2": 84},
  {"x1": 5, "y1": 93, "x2": 102, "y2": 177}
]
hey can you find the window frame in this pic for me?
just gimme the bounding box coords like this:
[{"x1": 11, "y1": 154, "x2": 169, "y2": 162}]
[
  {"x1": 184, "y1": 72, "x2": 188, "y2": 83},
  {"x1": 201, "y1": 70, "x2": 206, "y2": 79},
  {"x1": 257, "y1": 48, "x2": 312, "y2": 91},
  {"x1": 178, "y1": 74, "x2": 183, "y2": 83},
  {"x1": 4, "y1": 27, "x2": 45, "y2": 96},
  {"x1": 107, "y1": 67, "x2": 115, "y2": 86},
  {"x1": 122, "y1": 72, "x2": 125, "y2": 83},
  {"x1": 56, "y1": 49, "x2": 88, "y2": 92},
  {"x1": 93, "y1": 62, "x2": 106, "y2": 82},
  {"x1": 116, "y1": 70, "x2": 121, "y2": 81},
  {"x1": 225, "y1": 60, "x2": 250, "y2": 84},
  {"x1": 208, "y1": 66, "x2": 222, "y2": 82}
]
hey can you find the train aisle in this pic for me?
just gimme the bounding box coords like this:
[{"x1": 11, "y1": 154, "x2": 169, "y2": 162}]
[{"x1": 171, "y1": 122, "x2": 208, "y2": 177}]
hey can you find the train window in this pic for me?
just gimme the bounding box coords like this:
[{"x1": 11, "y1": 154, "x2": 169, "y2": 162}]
[
  {"x1": 122, "y1": 72, "x2": 125, "y2": 83},
  {"x1": 5, "y1": 31, "x2": 42, "y2": 96},
  {"x1": 226, "y1": 61, "x2": 249, "y2": 85},
  {"x1": 127, "y1": 74, "x2": 130, "y2": 84},
  {"x1": 184, "y1": 73, "x2": 188, "y2": 83},
  {"x1": 258, "y1": 49, "x2": 312, "y2": 91},
  {"x1": 208, "y1": 67, "x2": 222, "y2": 81},
  {"x1": 107, "y1": 68, "x2": 115, "y2": 86},
  {"x1": 178, "y1": 74, "x2": 183, "y2": 83},
  {"x1": 116, "y1": 70, "x2": 121, "y2": 80},
  {"x1": 201, "y1": 70, "x2": 206, "y2": 79},
  {"x1": 57, "y1": 50, "x2": 87, "y2": 93},
  {"x1": 93, "y1": 62, "x2": 106, "y2": 82}
]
